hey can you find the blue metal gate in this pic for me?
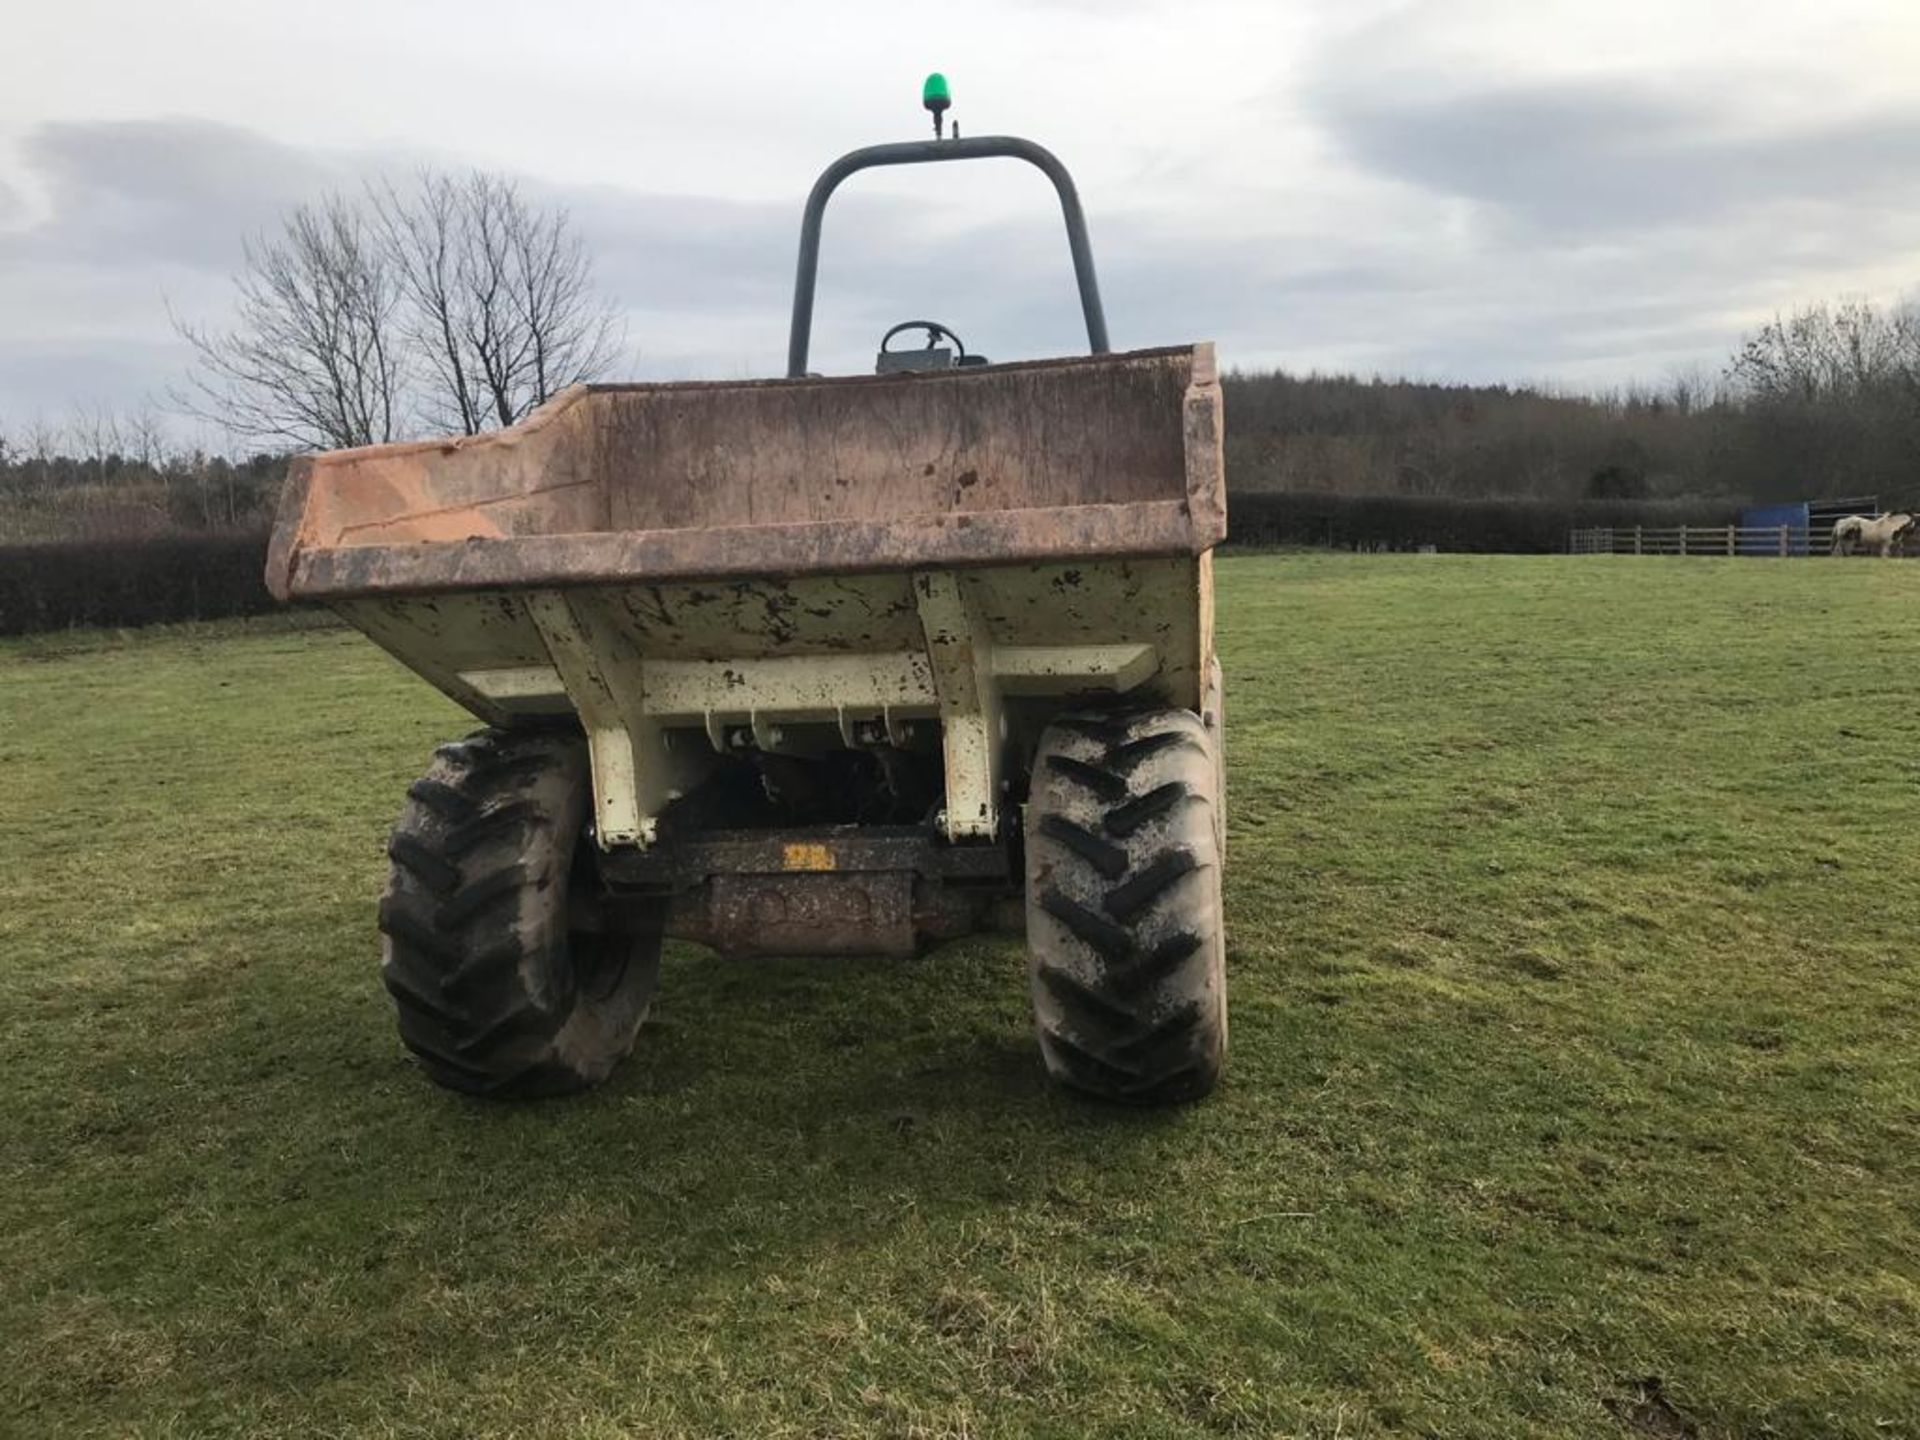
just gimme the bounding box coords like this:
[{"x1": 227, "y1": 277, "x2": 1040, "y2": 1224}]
[{"x1": 1739, "y1": 502, "x2": 1809, "y2": 555}]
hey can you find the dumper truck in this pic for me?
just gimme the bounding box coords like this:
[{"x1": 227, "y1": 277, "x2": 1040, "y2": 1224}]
[{"x1": 267, "y1": 92, "x2": 1228, "y2": 1105}]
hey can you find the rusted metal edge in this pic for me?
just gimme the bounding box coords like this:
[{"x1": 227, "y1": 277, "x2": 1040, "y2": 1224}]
[
  {"x1": 286, "y1": 499, "x2": 1220, "y2": 601},
  {"x1": 264, "y1": 455, "x2": 314, "y2": 603},
  {"x1": 597, "y1": 345, "x2": 1193, "y2": 396},
  {"x1": 1184, "y1": 341, "x2": 1229, "y2": 543}
]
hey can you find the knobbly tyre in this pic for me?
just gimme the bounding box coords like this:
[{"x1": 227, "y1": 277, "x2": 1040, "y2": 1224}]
[{"x1": 266, "y1": 79, "x2": 1230, "y2": 1105}]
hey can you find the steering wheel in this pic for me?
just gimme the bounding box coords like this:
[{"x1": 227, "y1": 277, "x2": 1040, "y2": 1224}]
[{"x1": 878, "y1": 320, "x2": 968, "y2": 364}]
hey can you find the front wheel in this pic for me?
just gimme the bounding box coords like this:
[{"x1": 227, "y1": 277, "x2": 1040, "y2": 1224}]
[
  {"x1": 1024, "y1": 705, "x2": 1227, "y2": 1104},
  {"x1": 378, "y1": 729, "x2": 662, "y2": 1097}
]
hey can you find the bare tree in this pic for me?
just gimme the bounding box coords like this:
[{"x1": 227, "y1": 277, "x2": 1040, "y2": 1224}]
[
  {"x1": 376, "y1": 171, "x2": 620, "y2": 434},
  {"x1": 176, "y1": 196, "x2": 408, "y2": 450},
  {"x1": 179, "y1": 173, "x2": 620, "y2": 449},
  {"x1": 124, "y1": 406, "x2": 171, "y2": 470},
  {"x1": 375, "y1": 173, "x2": 485, "y2": 436},
  {"x1": 1730, "y1": 299, "x2": 1920, "y2": 405},
  {"x1": 68, "y1": 403, "x2": 126, "y2": 482},
  {"x1": 1721, "y1": 298, "x2": 1920, "y2": 500},
  {"x1": 23, "y1": 415, "x2": 63, "y2": 491}
]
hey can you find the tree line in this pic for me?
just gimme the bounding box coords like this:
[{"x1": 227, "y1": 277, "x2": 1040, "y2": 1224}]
[
  {"x1": 0, "y1": 409, "x2": 281, "y2": 543},
  {"x1": 1226, "y1": 297, "x2": 1920, "y2": 508}
]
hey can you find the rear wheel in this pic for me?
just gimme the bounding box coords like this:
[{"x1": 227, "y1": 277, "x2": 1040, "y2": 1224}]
[
  {"x1": 378, "y1": 728, "x2": 662, "y2": 1097},
  {"x1": 1025, "y1": 705, "x2": 1227, "y2": 1104}
]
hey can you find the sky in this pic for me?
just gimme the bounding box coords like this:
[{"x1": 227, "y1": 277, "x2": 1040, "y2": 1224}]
[{"x1": 2, "y1": 0, "x2": 1918, "y2": 438}]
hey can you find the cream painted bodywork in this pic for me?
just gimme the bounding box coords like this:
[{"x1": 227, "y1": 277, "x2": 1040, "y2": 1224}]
[{"x1": 338, "y1": 554, "x2": 1212, "y2": 847}]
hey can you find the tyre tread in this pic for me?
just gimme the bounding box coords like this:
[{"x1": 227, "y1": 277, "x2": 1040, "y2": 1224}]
[
  {"x1": 1026, "y1": 707, "x2": 1226, "y2": 1106},
  {"x1": 378, "y1": 727, "x2": 658, "y2": 1100}
]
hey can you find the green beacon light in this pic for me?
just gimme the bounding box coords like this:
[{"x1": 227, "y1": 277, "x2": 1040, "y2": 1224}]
[{"x1": 922, "y1": 72, "x2": 952, "y2": 138}]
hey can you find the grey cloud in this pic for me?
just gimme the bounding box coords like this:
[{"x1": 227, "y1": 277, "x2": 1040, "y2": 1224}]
[
  {"x1": 0, "y1": 119, "x2": 356, "y2": 418},
  {"x1": 1266, "y1": 17, "x2": 1920, "y2": 383},
  {"x1": 1311, "y1": 77, "x2": 1920, "y2": 235},
  {"x1": 4, "y1": 118, "x2": 346, "y2": 271},
  {"x1": 0, "y1": 343, "x2": 184, "y2": 420},
  {"x1": 556, "y1": 184, "x2": 931, "y2": 320}
]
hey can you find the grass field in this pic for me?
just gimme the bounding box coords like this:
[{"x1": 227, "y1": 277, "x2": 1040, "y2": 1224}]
[{"x1": 3, "y1": 554, "x2": 1918, "y2": 1439}]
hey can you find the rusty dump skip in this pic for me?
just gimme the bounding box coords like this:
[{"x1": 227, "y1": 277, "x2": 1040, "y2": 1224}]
[{"x1": 266, "y1": 344, "x2": 1223, "y2": 601}]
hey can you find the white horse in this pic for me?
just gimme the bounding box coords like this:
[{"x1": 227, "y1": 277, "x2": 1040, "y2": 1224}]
[{"x1": 1831, "y1": 512, "x2": 1915, "y2": 557}]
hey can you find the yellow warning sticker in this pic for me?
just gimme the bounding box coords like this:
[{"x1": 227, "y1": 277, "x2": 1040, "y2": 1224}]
[{"x1": 782, "y1": 842, "x2": 837, "y2": 872}]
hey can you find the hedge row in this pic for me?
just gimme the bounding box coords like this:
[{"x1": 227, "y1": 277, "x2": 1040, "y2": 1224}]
[
  {"x1": 1226, "y1": 492, "x2": 1735, "y2": 554},
  {"x1": 0, "y1": 530, "x2": 277, "y2": 635},
  {"x1": 0, "y1": 494, "x2": 1746, "y2": 634}
]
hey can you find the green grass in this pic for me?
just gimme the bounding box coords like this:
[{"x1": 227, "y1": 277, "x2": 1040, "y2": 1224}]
[{"x1": 3, "y1": 554, "x2": 1918, "y2": 1438}]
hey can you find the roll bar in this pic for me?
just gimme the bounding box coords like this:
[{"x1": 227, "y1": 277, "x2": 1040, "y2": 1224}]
[{"x1": 786, "y1": 135, "x2": 1110, "y2": 378}]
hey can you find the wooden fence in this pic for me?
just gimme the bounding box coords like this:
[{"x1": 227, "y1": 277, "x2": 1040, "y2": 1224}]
[{"x1": 1569, "y1": 524, "x2": 1810, "y2": 557}]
